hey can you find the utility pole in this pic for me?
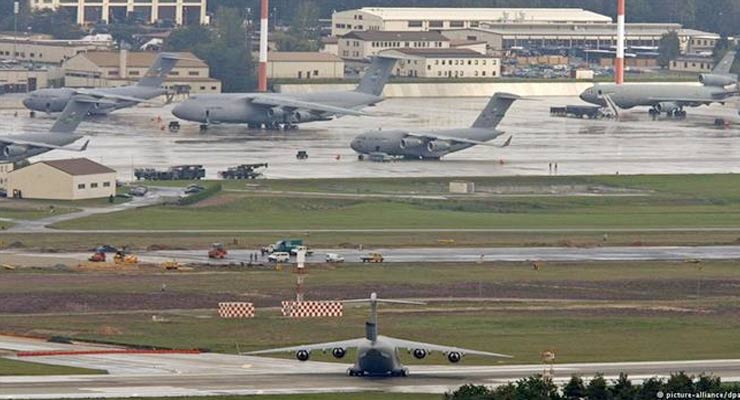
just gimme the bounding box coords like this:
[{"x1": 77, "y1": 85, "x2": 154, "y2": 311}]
[
  {"x1": 258, "y1": 0, "x2": 269, "y2": 92},
  {"x1": 615, "y1": 0, "x2": 625, "y2": 84},
  {"x1": 13, "y1": 1, "x2": 19, "y2": 62}
]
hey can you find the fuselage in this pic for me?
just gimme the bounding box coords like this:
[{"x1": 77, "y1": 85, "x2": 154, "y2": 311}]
[
  {"x1": 580, "y1": 83, "x2": 733, "y2": 109},
  {"x1": 351, "y1": 128, "x2": 499, "y2": 159},
  {"x1": 353, "y1": 337, "x2": 404, "y2": 376},
  {"x1": 23, "y1": 86, "x2": 166, "y2": 114},
  {"x1": 171, "y1": 91, "x2": 384, "y2": 125}
]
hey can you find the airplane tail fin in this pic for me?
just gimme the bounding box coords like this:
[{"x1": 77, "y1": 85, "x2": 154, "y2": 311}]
[
  {"x1": 713, "y1": 51, "x2": 736, "y2": 75},
  {"x1": 344, "y1": 293, "x2": 424, "y2": 342},
  {"x1": 49, "y1": 96, "x2": 96, "y2": 134},
  {"x1": 355, "y1": 56, "x2": 396, "y2": 96},
  {"x1": 471, "y1": 92, "x2": 520, "y2": 130},
  {"x1": 136, "y1": 52, "x2": 183, "y2": 88}
]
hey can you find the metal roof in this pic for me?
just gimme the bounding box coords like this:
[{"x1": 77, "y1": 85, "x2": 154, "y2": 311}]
[
  {"x1": 342, "y1": 30, "x2": 449, "y2": 42},
  {"x1": 268, "y1": 52, "x2": 343, "y2": 62},
  {"x1": 39, "y1": 158, "x2": 116, "y2": 176},
  {"x1": 382, "y1": 48, "x2": 490, "y2": 59},
  {"x1": 344, "y1": 8, "x2": 612, "y2": 23}
]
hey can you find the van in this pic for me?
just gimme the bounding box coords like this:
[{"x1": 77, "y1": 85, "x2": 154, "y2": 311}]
[{"x1": 268, "y1": 252, "x2": 290, "y2": 263}]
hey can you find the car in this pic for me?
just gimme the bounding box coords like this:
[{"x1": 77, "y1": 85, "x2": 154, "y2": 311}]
[
  {"x1": 290, "y1": 245, "x2": 314, "y2": 256},
  {"x1": 325, "y1": 253, "x2": 345, "y2": 263},
  {"x1": 129, "y1": 186, "x2": 148, "y2": 196},
  {"x1": 268, "y1": 252, "x2": 290, "y2": 263},
  {"x1": 184, "y1": 186, "x2": 204, "y2": 194}
]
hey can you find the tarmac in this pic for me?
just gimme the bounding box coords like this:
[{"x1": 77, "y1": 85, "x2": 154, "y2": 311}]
[
  {"x1": 1, "y1": 96, "x2": 739, "y2": 179},
  {"x1": 7, "y1": 245, "x2": 740, "y2": 266},
  {"x1": 2, "y1": 336, "x2": 740, "y2": 398}
]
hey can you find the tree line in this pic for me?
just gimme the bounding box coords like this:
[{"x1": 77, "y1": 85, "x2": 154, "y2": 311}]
[{"x1": 445, "y1": 372, "x2": 740, "y2": 400}]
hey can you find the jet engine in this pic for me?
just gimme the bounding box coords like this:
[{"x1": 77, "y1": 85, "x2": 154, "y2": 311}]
[
  {"x1": 332, "y1": 347, "x2": 346, "y2": 359},
  {"x1": 291, "y1": 110, "x2": 313, "y2": 122},
  {"x1": 699, "y1": 74, "x2": 737, "y2": 87},
  {"x1": 295, "y1": 349, "x2": 310, "y2": 361},
  {"x1": 3, "y1": 145, "x2": 28, "y2": 158},
  {"x1": 426, "y1": 140, "x2": 451, "y2": 152},
  {"x1": 267, "y1": 107, "x2": 287, "y2": 119},
  {"x1": 655, "y1": 102, "x2": 680, "y2": 113},
  {"x1": 447, "y1": 352, "x2": 462, "y2": 363},
  {"x1": 412, "y1": 349, "x2": 427, "y2": 360},
  {"x1": 399, "y1": 137, "x2": 424, "y2": 150}
]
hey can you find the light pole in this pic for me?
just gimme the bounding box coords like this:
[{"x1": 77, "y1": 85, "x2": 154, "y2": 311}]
[{"x1": 12, "y1": 1, "x2": 19, "y2": 62}]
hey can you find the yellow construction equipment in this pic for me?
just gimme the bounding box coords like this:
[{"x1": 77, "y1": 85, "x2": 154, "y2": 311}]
[
  {"x1": 162, "y1": 260, "x2": 182, "y2": 270},
  {"x1": 114, "y1": 251, "x2": 139, "y2": 264}
]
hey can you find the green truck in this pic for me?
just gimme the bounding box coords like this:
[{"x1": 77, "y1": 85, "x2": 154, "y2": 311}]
[{"x1": 267, "y1": 239, "x2": 312, "y2": 255}]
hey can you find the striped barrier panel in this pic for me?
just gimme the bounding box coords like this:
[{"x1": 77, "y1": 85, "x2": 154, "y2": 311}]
[
  {"x1": 218, "y1": 302, "x2": 255, "y2": 318},
  {"x1": 281, "y1": 301, "x2": 343, "y2": 318}
]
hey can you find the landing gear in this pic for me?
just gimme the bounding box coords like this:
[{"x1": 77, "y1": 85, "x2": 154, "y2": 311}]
[
  {"x1": 391, "y1": 368, "x2": 409, "y2": 377},
  {"x1": 347, "y1": 368, "x2": 363, "y2": 377},
  {"x1": 247, "y1": 123, "x2": 261, "y2": 129},
  {"x1": 199, "y1": 124, "x2": 209, "y2": 131}
]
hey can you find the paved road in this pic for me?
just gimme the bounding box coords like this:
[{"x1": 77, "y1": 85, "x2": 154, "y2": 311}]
[
  {"x1": 1, "y1": 336, "x2": 739, "y2": 398},
  {"x1": 12, "y1": 245, "x2": 740, "y2": 265}
]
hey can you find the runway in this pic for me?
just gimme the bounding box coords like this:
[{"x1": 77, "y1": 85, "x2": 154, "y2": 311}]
[
  {"x1": 2, "y1": 96, "x2": 739, "y2": 179},
  {"x1": 9, "y1": 245, "x2": 740, "y2": 265},
  {"x1": 1, "y1": 336, "x2": 739, "y2": 398}
]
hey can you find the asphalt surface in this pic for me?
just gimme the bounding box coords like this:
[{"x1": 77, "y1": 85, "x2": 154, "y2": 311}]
[
  {"x1": 2, "y1": 96, "x2": 739, "y2": 179},
  {"x1": 8, "y1": 245, "x2": 740, "y2": 265},
  {"x1": 2, "y1": 336, "x2": 739, "y2": 398}
]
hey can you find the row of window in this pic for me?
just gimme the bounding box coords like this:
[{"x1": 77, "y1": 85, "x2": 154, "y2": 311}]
[
  {"x1": 0, "y1": 51, "x2": 45, "y2": 58},
  {"x1": 370, "y1": 41, "x2": 444, "y2": 48},
  {"x1": 77, "y1": 181, "x2": 111, "y2": 190},
  {"x1": 335, "y1": 23, "x2": 364, "y2": 30},
  {"x1": 434, "y1": 59, "x2": 495, "y2": 66},
  {"x1": 407, "y1": 20, "x2": 479, "y2": 28},
  {"x1": 106, "y1": 69, "x2": 201, "y2": 77},
  {"x1": 672, "y1": 61, "x2": 712, "y2": 69}
]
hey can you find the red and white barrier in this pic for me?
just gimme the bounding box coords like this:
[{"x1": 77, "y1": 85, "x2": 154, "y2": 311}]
[
  {"x1": 218, "y1": 302, "x2": 255, "y2": 319},
  {"x1": 281, "y1": 301, "x2": 343, "y2": 318}
]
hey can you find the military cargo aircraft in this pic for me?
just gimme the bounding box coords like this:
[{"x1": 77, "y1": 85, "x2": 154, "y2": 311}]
[
  {"x1": 247, "y1": 293, "x2": 511, "y2": 377},
  {"x1": 350, "y1": 92, "x2": 519, "y2": 160},
  {"x1": 580, "y1": 51, "x2": 738, "y2": 117},
  {"x1": 23, "y1": 52, "x2": 184, "y2": 115},
  {"x1": 171, "y1": 57, "x2": 396, "y2": 130}
]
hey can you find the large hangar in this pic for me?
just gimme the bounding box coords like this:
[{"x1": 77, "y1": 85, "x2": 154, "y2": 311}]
[{"x1": 7, "y1": 158, "x2": 116, "y2": 200}]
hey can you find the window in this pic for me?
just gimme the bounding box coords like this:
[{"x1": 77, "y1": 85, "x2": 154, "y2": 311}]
[
  {"x1": 77, "y1": 184, "x2": 85, "y2": 189},
  {"x1": 170, "y1": 71, "x2": 180, "y2": 76},
  {"x1": 103, "y1": 182, "x2": 111, "y2": 187},
  {"x1": 314, "y1": 70, "x2": 319, "y2": 77},
  {"x1": 91, "y1": 183, "x2": 98, "y2": 188},
  {"x1": 450, "y1": 21, "x2": 464, "y2": 28},
  {"x1": 429, "y1": 21, "x2": 443, "y2": 28},
  {"x1": 482, "y1": 71, "x2": 486, "y2": 76},
  {"x1": 189, "y1": 71, "x2": 199, "y2": 76},
  {"x1": 408, "y1": 21, "x2": 422, "y2": 28},
  {"x1": 129, "y1": 70, "x2": 140, "y2": 76}
]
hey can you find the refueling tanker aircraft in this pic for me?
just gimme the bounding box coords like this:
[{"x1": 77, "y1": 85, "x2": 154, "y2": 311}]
[
  {"x1": 351, "y1": 92, "x2": 518, "y2": 160},
  {"x1": 23, "y1": 52, "x2": 185, "y2": 115},
  {"x1": 1, "y1": 98, "x2": 94, "y2": 164},
  {"x1": 171, "y1": 56, "x2": 397, "y2": 130},
  {"x1": 579, "y1": 51, "x2": 738, "y2": 117},
  {"x1": 246, "y1": 293, "x2": 511, "y2": 377}
]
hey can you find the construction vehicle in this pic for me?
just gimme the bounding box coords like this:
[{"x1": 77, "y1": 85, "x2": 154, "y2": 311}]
[
  {"x1": 208, "y1": 243, "x2": 228, "y2": 259},
  {"x1": 219, "y1": 163, "x2": 268, "y2": 180},
  {"x1": 88, "y1": 251, "x2": 106, "y2": 262},
  {"x1": 360, "y1": 252, "x2": 384, "y2": 263},
  {"x1": 113, "y1": 251, "x2": 139, "y2": 264},
  {"x1": 162, "y1": 260, "x2": 182, "y2": 270},
  {"x1": 134, "y1": 165, "x2": 206, "y2": 181},
  {"x1": 269, "y1": 239, "x2": 304, "y2": 254}
]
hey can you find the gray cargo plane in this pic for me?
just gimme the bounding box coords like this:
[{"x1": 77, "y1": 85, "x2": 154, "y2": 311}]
[
  {"x1": 580, "y1": 51, "x2": 738, "y2": 117},
  {"x1": 22, "y1": 52, "x2": 183, "y2": 115},
  {"x1": 350, "y1": 92, "x2": 518, "y2": 160},
  {"x1": 247, "y1": 293, "x2": 511, "y2": 377},
  {"x1": 2, "y1": 98, "x2": 95, "y2": 163},
  {"x1": 171, "y1": 57, "x2": 396, "y2": 130}
]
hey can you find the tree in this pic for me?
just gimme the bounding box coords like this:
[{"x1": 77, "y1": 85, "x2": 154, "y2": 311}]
[
  {"x1": 636, "y1": 377, "x2": 665, "y2": 400},
  {"x1": 489, "y1": 382, "x2": 517, "y2": 400},
  {"x1": 695, "y1": 374, "x2": 722, "y2": 393},
  {"x1": 445, "y1": 383, "x2": 492, "y2": 400},
  {"x1": 563, "y1": 375, "x2": 587, "y2": 400},
  {"x1": 514, "y1": 375, "x2": 561, "y2": 400},
  {"x1": 610, "y1": 373, "x2": 635, "y2": 400},
  {"x1": 586, "y1": 374, "x2": 612, "y2": 400},
  {"x1": 658, "y1": 31, "x2": 681, "y2": 69},
  {"x1": 665, "y1": 372, "x2": 694, "y2": 394}
]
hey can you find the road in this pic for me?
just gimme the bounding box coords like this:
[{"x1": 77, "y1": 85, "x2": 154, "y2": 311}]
[
  {"x1": 9, "y1": 245, "x2": 740, "y2": 265},
  {"x1": 1, "y1": 336, "x2": 739, "y2": 398}
]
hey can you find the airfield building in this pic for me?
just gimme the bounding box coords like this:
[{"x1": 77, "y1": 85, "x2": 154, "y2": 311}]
[
  {"x1": 0, "y1": 35, "x2": 112, "y2": 65},
  {"x1": 267, "y1": 52, "x2": 345, "y2": 80},
  {"x1": 381, "y1": 48, "x2": 500, "y2": 79},
  {"x1": 7, "y1": 158, "x2": 116, "y2": 200},
  {"x1": 28, "y1": 0, "x2": 208, "y2": 26},
  {"x1": 338, "y1": 31, "x2": 451, "y2": 61}
]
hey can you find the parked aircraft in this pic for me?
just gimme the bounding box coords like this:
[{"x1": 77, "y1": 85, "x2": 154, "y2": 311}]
[
  {"x1": 2, "y1": 98, "x2": 94, "y2": 164},
  {"x1": 246, "y1": 293, "x2": 511, "y2": 377},
  {"x1": 171, "y1": 57, "x2": 396, "y2": 130},
  {"x1": 580, "y1": 51, "x2": 738, "y2": 117},
  {"x1": 350, "y1": 92, "x2": 518, "y2": 160},
  {"x1": 22, "y1": 52, "x2": 184, "y2": 115}
]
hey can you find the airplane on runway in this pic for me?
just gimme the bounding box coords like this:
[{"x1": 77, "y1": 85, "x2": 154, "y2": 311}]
[
  {"x1": 579, "y1": 51, "x2": 738, "y2": 117},
  {"x1": 171, "y1": 56, "x2": 397, "y2": 130},
  {"x1": 350, "y1": 92, "x2": 519, "y2": 160},
  {"x1": 2, "y1": 97, "x2": 95, "y2": 164},
  {"x1": 22, "y1": 52, "x2": 185, "y2": 115},
  {"x1": 246, "y1": 293, "x2": 511, "y2": 377}
]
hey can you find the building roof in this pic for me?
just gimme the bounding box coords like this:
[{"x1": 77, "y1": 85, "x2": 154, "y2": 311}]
[
  {"x1": 342, "y1": 30, "x2": 449, "y2": 42},
  {"x1": 449, "y1": 39, "x2": 487, "y2": 47},
  {"x1": 384, "y1": 48, "x2": 491, "y2": 59},
  {"x1": 447, "y1": 25, "x2": 719, "y2": 39},
  {"x1": 40, "y1": 158, "x2": 116, "y2": 176},
  {"x1": 342, "y1": 7, "x2": 612, "y2": 23},
  {"x1": 268, "y1": 52, "x2": 343, "y2": 62},
  {"x1": 79, "y1": 51, "x2": 207, "y2": 68}
]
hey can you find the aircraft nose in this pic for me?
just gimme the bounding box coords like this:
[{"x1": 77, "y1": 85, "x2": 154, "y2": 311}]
[
  {"x1": 22, "y1": 96, "x2": 35, "y2": 109},
  {"x1": 172, "y1": 101, "x2": 200, "y2": 121}
]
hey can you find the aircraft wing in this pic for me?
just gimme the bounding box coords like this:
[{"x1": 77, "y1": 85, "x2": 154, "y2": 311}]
[
  {"x1": 245, "y1": 338, "x2": 367, "y2": 355},
  {"x1": 383, "y1": 336, "x2": 512, "y2": 359},
  {"x1": 249, "y1": 95, "x2": 370, "y2": 117},
  {"x1": 713, "y1": 51, "x2": 736, "y2": 75},
  {"x1": 406, "y1": 132, "x2": 511, "y2": 147},
  {"x1": 0, "y1": 137, "x2": 89, "y2": 151},
  {"x1": 647, "y1": 96, "x2": 723, "y2": 103},
  {"x1": 49, "y1": 96, "x2": 98, "y2": 133},
  {"x1": 74, "y1": 89, "x2": 160, "y2": 105}
]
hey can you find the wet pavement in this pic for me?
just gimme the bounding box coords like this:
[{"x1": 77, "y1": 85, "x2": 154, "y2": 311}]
[{"x1": 2, "y1": 96, "x2": 739, "y2": 179}]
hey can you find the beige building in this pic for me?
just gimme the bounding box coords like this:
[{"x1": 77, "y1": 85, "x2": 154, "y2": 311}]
[
  {"x1": 62, "y1": 50, "x2": 221, "y2": 93},
  {"x1": 670, "y1": 57, "x2": 716, "y2": 73},
  {"x1": 267, "y1": 52, "x2": 344, "y2": 80},
  {"x1": 0, "y1": 66, "x2": 50, "y2": 92},
  {"x1": 331, "y1": 7, "x2": 612, "y2": 36},
  {"x1": 0, "y1": 35, "x2": 112, "y2": 65},
  {"x1": 29, "y1": 0, "x2": 208, "y2": 26},
  {"x1": 339, "y1": 31, "x2": 450, "y2": 61},
  {"x1": 382, "y1": 48, "x2": 500, "y2": 79},
  {"x1": 8, "y1": 158, "x2": 116, "y2": 200}
]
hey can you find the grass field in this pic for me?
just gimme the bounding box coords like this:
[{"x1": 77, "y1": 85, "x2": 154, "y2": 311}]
[
  {"x1": 2, "y1": 261, "x2": 737, "y2": 365},
  {"x1": 82, "y1": 395, "x2": 436, "y2": 400},
  {"x1": 0, "y1": 358, "x2": 105, "y2": 376},
  {"x1": 53, "y1": 175, "x2": 740, "y2": 231}
]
